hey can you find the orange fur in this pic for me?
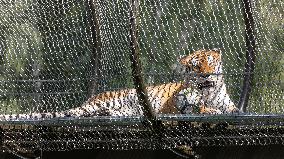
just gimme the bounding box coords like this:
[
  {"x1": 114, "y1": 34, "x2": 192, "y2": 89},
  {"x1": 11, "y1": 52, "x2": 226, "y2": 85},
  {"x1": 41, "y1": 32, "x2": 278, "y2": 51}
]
[
  {"x1": 87, "y1": 49, "x2": 224, "y2": 115},
  {"x1": 180, "y1": 49, "x2": 220, "y2": 74},
  {"x1": 0, "y1": 49, "x2": 236, "y2": 120},
  {"x1": 151, "y1": 82, "x2": 186, "y2": 113},
  {"x1": 90, "y1": 82, "x2": 186, "y2": 114},
  {"x1": 199, "y1": 105, "x2": 221, "y2": 114},
  {"x1": 179, "y1": 49, "x2": 224, "y2": 114}
]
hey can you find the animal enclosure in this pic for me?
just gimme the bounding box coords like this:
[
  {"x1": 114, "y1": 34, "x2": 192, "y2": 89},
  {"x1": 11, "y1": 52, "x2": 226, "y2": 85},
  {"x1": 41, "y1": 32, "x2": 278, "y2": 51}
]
[{"x1": 0, "y1": 0, "x2": 282, "y2": 158}]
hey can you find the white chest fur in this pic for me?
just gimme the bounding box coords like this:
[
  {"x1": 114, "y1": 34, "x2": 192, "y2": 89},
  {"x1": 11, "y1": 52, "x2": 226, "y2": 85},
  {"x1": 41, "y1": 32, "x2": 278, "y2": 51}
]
[{"x1": 200, "y1": 77, "x2": 236, "y2": 113}]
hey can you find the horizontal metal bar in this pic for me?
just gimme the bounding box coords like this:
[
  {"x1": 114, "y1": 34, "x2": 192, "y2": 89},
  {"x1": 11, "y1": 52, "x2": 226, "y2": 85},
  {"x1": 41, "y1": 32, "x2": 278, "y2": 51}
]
[
  {"x1": 0, "y1": 116, "x2": 145, "y2": 126},
  {"x1": 0, "y1": 91, "x2": 86, "y2": 96},
  {"x1": 1, "y1": 114, "x2": 284, "y2": 127},
  {"x1": 157, "y1": 114, "x2": 284, "y2": 124},
  {"x1": 0, "y1": 70, "x2": 282, "y2": 83}
]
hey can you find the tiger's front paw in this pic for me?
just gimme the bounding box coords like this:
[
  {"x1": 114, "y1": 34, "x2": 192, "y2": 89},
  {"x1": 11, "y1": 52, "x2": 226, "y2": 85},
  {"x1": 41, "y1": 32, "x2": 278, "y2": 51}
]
[
  {"x1": 225, "y1": 105, "x2": 240, "y2": 114},
  {"x1": 199, "y1": 105, "x2": 222, "y2": 115}
]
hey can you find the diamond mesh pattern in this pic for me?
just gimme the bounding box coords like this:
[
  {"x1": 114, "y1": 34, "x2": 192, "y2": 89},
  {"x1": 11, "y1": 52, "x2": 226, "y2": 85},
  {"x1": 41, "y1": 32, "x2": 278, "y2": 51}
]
[{"x1": 0, "y1": 0, "x2": 282, "y2": 157}]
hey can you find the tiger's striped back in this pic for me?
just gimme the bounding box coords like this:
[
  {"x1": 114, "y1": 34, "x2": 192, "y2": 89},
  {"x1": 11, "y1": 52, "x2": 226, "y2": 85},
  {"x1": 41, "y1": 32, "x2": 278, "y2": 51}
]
[{"x1": 67, "y1": 82, "x2": 188, "y2": 117}]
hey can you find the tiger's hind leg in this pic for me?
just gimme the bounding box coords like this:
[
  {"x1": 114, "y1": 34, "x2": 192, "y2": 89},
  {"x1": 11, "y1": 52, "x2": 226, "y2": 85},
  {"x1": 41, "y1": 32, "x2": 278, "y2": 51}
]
[{"x1": 65, "y1": 99, "x2": 111, "y2": 117}]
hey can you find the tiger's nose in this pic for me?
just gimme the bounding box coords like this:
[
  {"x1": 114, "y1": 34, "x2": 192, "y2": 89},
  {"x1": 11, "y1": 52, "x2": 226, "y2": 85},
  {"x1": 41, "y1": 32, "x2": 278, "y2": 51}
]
[{"x1": 200, "y1": 74, "x2": 210, "y2": 78}]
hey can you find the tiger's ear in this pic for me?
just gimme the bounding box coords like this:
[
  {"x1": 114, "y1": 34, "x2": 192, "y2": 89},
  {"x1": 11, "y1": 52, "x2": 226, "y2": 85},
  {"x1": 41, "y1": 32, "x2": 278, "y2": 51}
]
[
  {"x1": 212, "y1": 48, "x2": 222, "y2": 59},
  {"x1": 212, "y1": 48, "x2": 221, "y2": 54},
  {"x1": 179, "y1": 49, "x2": 202, "y2": 66},
  {"x1": 179, "y1": 54, "x2": 192, "y2": 66}
]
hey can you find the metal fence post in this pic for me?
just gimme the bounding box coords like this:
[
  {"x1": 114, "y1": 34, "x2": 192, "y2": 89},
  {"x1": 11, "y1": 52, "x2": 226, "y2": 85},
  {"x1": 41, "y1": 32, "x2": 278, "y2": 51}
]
[
  {"x1": 129, "y1": 0, "x2": 155, "y2": 121},
  {"x1": 88, "y1": 0, "x2": 102, "y2": 96},
  {"x1": 238, "y1": 0, "x2": 256, "y2": 112}
]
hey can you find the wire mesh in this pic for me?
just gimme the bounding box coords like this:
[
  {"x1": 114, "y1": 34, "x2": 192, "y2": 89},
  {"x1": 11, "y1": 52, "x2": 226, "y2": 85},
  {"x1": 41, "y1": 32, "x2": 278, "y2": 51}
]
[{"x1": 0, "y1": 0, "x2": 282, "y2": 157}]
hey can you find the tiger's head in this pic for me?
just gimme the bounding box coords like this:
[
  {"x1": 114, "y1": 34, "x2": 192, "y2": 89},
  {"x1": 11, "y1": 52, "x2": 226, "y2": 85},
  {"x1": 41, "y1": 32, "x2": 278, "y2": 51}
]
[
  {"x1": 176, "y1": 49, "x2": 239, "y2": 114},
  {"x1": 179, "y1": 49, "x2": 223, "y2": 88}
]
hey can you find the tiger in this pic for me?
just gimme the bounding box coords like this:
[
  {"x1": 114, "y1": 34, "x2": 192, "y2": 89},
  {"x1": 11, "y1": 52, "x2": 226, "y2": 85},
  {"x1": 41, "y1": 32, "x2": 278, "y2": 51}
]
[
  {"x1": 178, "y1": 49, "x2": 238, "y2": 114},
  {"x1": 0, "y1": 49, "x2": 238, "y2": 120}
]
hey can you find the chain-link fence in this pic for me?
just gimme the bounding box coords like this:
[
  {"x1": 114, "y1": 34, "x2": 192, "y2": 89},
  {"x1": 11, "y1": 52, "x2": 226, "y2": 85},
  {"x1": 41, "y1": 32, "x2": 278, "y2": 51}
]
[{"x1": 0, "y1": 0, "x2": 282, "y2": 158}]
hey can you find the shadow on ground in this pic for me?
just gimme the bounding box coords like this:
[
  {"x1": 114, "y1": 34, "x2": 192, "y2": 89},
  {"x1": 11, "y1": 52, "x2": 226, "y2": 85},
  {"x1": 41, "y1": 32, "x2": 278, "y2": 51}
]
[{"x1": 1, "y1": 145, "x2": 284, "y2": 159}]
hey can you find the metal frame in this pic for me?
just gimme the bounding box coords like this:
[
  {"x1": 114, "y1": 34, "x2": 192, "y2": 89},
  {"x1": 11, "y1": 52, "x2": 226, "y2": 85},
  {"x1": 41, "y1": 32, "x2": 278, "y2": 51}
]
[
  {"x1": 238, "y1": 0, "x2": 256, "y2": 113},
  {"x1": 0, "y1": 0, "x2": 280, "y2": 158}
]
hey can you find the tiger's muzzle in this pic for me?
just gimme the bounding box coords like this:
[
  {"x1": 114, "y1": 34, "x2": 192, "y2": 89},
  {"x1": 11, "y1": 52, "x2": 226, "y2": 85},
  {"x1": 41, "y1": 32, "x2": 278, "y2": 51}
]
[{"x1": 197, "y1": 80, "x2": 216, "y2": 89}]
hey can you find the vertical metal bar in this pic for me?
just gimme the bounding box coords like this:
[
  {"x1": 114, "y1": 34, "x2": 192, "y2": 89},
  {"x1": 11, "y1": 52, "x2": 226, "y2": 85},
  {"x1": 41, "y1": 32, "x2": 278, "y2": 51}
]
[
  {"x1": 129, "y1": 0, "x2": 155, "y2": 121},
  {"x1": 238, "y1": 0, "x2": 256, "y2": 112},
  {"x1": 88, "y1": 0, "x2": 102, "y2": 96}
]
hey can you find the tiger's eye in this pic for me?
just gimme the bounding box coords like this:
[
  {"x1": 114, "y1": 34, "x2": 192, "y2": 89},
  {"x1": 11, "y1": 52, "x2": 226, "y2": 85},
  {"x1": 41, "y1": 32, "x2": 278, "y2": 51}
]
[
  {"x1": 191, "y1": 58, "x2": 198, "y2": 66},
  {"x1": 207, "y1": 55, "x2": 213, "y2": 63}
]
